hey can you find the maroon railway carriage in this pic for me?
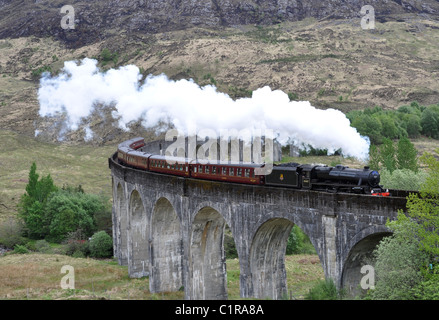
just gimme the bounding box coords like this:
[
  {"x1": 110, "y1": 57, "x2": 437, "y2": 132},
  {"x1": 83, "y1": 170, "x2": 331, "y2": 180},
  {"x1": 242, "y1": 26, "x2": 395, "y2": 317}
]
[
  {"x1": 189, "y1": 160, "x2": 265, "y2": 185},
  {"x1": 117, "y1": 137, "x2": 150, "y2": 170},
  {"x1": 118, "y1": 149, "x2": 151, "y2": 170},
  {"x1": 148, "y1": 155, "x2": 191, "y2": 177}
]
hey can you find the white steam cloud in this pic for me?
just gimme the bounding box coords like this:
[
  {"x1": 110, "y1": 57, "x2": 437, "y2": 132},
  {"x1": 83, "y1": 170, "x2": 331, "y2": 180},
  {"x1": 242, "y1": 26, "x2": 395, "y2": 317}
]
[{"x1": 37, "y1": 58, "x2": 370, "y2": 160}]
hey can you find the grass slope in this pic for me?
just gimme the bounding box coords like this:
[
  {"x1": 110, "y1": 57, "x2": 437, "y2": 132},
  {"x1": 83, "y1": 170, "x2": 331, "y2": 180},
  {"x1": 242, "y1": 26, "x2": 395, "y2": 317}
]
[
  {"x1": 0, "y1": 253, "x2": 323, "y2": 300},
  {"x1": 0, "y1": 129, "x2": 115, "y2": 220}
]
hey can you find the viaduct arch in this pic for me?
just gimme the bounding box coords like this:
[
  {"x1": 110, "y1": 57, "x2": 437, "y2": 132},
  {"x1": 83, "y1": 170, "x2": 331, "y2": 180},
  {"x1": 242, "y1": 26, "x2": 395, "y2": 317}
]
[{"x1": 109, "y1": 153, "x2": 408, "y2": 299}]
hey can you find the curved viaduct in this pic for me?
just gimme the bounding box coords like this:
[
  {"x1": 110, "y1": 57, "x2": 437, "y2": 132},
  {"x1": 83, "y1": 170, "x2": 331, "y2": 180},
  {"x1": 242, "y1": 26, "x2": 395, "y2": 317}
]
[{"x1": 109, "y1": 153, "x2": 408, "y2": 299}]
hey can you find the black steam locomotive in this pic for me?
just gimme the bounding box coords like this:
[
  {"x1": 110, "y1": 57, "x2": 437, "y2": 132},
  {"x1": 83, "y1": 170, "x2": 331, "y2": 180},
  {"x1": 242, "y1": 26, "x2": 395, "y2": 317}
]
[{"x1": 265, "y1": 163, "x2": 387, "y2": 195}]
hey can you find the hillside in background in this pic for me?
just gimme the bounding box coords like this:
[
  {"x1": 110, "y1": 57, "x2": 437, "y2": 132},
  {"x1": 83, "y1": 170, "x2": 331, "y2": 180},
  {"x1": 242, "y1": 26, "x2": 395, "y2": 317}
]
[{"x1": 0, "y1": 0, "x2": 439, "y2": 144}]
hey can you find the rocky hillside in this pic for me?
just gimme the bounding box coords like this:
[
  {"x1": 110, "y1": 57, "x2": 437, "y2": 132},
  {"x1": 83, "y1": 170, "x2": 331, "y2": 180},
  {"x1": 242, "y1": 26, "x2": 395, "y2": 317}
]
[
  {"x1": 1, "y1": 0, "x2": 439, "y2": 46},
  {"x1": 1, "y1": 0, "x2": 439, "y2": 143}
]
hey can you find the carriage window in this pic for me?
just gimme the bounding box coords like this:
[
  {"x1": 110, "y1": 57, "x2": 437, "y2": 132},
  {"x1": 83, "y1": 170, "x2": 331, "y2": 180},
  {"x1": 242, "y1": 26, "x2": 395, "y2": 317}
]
[
  {"x1": 229, "y1": 168, "x2": 234, "y2": 176},
  {"x1": 205, "y1": 166, "x2": 210, "y2": 174},
  {"x1": 245, "y1": 169, "x2": 250, "y2": 177},
  {"x1": 199, "y1": 165, "x2": 203, "y2": 173},
  {"x1": 212, "y1": 166, "x2": 217, "y2": 174},
  {"x1": 194, "y1": 166, "x2": 197, "y2": 173},
  {"x1": 237, "y1": 168, "x2": 242, "y2": 176},
  {"x1": 222, "y1": 167, "x2": 227, "y2": 175}
]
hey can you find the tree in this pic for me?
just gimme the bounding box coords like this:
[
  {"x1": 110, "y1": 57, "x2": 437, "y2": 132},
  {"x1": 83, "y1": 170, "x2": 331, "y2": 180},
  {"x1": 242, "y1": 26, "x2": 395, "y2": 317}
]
[
  {"x1": 369, "y1": 216, "x2": 428, "y2": 300},
  {"x1": 380, "y1": 138, "x2": 397, "y2": 173},
  {"x1": 45, "y1": 188, "x2": 105, "y2": 243},
  {"x1": 404, "y1": 150, "x2": 439, "y2": 257},
  {"x1": 368, "y1": 144, "x2": 381, "y2": 171},
  {"x1": 370, "y1": 149, "x2": 439, "y2": 299},
  {"x1": 397, "y1": 137, "x2": 418, "y2": 172},
  {"x1": 421, "y1": 106, "x2": 439, "y2": 139},
  {"x1": 19, "y1": 162, "x2": 57, "y2": 238}
]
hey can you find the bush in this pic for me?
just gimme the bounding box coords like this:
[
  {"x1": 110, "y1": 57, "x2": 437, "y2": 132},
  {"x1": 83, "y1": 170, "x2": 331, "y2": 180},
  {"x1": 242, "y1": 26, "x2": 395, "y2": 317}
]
[
  {"x1": 35, "y1": 239, "x2": 52, "y2": 253},
  {"x1": 45, "y1": 189, "x2": 106, "y2": 243},
  {"x1": 305, "y1": 278, "x2": 345, "y2": 300},
  {"x1": 13, "y1": 244, "x2": 29, "y2": 254},
  {"x1": 0, "y1": 217, "x2": 26, "y2": 249},
  {"x1": 89, "y1": 231, "x2": 113, "y2": 258},
  {"x1": 286, "y1": 225, "x2": 315, "y2": 255},
  {"x1": 368, "y1": 218, "x2": 428, "y2": 300},
  {"x1": 64, "y1": 229, "x2": 89, "y2": 256},
  {"x1": 380, "y1": 169, "x2": 427, "y2": 191}
]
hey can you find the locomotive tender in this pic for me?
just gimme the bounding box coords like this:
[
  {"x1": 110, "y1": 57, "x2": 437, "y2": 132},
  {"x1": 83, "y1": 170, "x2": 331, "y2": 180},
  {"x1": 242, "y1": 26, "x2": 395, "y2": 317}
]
[{"x1": 116, "y1": 137, "x2": 388, "y2": 195}]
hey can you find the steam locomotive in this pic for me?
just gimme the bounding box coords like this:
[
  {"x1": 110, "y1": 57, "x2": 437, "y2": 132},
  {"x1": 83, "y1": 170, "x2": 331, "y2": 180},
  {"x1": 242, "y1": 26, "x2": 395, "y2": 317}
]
[{"x1": 116, "y1": 137, "x2": 389, "y2": 196}]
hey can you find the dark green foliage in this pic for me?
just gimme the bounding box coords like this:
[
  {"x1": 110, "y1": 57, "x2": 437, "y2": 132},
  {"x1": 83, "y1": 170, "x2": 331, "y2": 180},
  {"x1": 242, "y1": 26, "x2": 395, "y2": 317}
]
[
  {"x1": 19, "y1": 163, "x2": 112, "y2": 244},
  {"x1": 380, "y1": 138, "x2": 397, "y2": 173},
  {"x1": 348, "y1": 102, "x2": 439, "y2": 145},
  {"x1": 305, "y1": 278, "x2": 344, "y2": 300},
  {"x1": 31, "y1": 65, "x2": 52, "y2": 79},
  {"x1": 89, "y1": 231, "x2": 113, "y2": 258},
  {"x1": 19, "y1": 162, "x2": 57, "y2": 239},
  {"x1": 420, "y1": 105, "x2": 439, "y2": 139},
  {"x1": 286, "y1": 225, "x2": 315, "y2": 255},
  {"x1": 369, "y1": 150, "x2": 439, "y2": 300},
  {"x1": 99, "y1": 48, "x2": 119, "y2": 66},
  {"x1": 13, "y1": 244, "x2": 29, "y2": 254},
  {"x1": 368, "y1": 137, "x2": 418, "y2": 173},
  {"x1": 45, "y1": 189, "x2": 107, "y2": 243},
  {"x1": 224, "y1": 226, "x2": 238, "y2": 259},
  {"x1": 397, "y1": 137, "x2": 419, "y2": 172}
]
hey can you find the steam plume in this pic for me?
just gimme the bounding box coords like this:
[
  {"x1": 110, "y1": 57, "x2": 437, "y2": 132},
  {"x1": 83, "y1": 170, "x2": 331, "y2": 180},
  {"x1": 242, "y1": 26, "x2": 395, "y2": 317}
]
[{"x1": 37, "y1": 58, "x2": 370, "y2": 160}]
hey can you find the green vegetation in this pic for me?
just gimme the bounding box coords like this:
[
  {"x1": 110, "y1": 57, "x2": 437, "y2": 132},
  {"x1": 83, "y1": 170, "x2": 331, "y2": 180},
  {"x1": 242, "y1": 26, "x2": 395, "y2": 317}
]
[
  {"x1": 99, "y1": 48, "x2": 119, "y2": 66},
  {"x1": 286, "y1": 225, "x2": 316, "y2": 255},
  {"x1": 89, "y1": 231, "x2": 113, "y2": 258},
  {"x1": 304, "y1": 278, "x2": 345, "y2": 300},
  {"x1": 18, "y1": 163, "x2": 111, "y2": 244},
  {"x1": 368, "y1": 149, "x2": 439, "y2": 299},
  {"x1": 348, "y1": 102, "x2": 439, "y2": 145},
  {"x1": 31, "y1": 65, "x2": 52, "y2": 79}
]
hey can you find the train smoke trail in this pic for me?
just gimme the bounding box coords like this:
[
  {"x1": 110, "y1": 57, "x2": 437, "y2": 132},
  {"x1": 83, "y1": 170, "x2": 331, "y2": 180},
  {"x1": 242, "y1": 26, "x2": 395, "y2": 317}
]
[{"x1": 37, "y1": 58, "x2": 370, "y2": 161}]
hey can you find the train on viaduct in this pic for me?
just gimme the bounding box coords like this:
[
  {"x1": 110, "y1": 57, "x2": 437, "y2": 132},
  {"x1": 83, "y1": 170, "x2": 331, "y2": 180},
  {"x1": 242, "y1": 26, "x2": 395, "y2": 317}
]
[{"x1": 109, "y1": 137, "x2": 410, "y2": 299}]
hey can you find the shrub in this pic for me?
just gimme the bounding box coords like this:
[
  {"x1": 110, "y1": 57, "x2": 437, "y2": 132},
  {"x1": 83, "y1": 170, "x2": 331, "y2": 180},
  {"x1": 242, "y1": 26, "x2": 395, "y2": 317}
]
[
  {"x1": 305, "y1": 278, "x2": 344, "y2": 300},
  {"x1": 45, "y1": 189, "x2": 106, "y2": 243},
  {"x1": 35, "y1": 239, "x2": 52, "y2": 253},
  {"x1": 0, "y1": 217, "x2": 26, "y2": 248},
  {"x1": 380, "y1": 169, "x2": 427, "y2": 191},
  {"x1": 368, "y1": 218, "x2": 428, "y2": 300},
  {"x1": 286, "y1": 225, "x2": 315, "y2": 255},
  {"x1": 13, "y1": 244, "x2": 29, "y2": 254},
  {"x1": 64, "y1": 229, "x2": 89, "y2": 256},
  {"x1": 89, "y1": 231, "x2": 113, "y2": 258}
]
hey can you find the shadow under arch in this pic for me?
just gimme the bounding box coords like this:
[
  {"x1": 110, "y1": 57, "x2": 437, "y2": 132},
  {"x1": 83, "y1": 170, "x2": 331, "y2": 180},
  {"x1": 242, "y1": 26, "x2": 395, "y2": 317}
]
[
  {"x1": 115, "y1": 182, "x2": 128, "y2": 266},
  {"x1": 341, "y1": 228, "x2": 392, "y2": 297},
  {"x1": 150, "y1": 197, "x2": 183, "y2": 293},
  {"x1": 249, "y1": 217, "x2": 295, "y2": 300},
  {"x1": 189, "y1": 206, "x2": 228, "y2": 300},
  {"x1": 128, "y1": 189, "x2": 148, "y2": 278}
]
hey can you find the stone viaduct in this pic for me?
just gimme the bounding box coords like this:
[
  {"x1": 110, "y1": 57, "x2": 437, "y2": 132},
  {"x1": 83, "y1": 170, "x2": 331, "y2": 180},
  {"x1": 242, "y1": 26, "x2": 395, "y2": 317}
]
[{"x1": 108, "y1": 151, "x2": 409, "y2": 300}]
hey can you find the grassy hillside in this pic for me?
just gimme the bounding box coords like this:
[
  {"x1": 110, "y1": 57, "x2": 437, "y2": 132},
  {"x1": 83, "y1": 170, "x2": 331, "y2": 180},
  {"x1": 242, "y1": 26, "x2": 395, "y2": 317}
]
[
  {"x1": 0, "y1": 253, "x2": 323, "y2": 300},
  {"x1": 0, "y1": 129, "x2": 115, "y2": 220}
]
